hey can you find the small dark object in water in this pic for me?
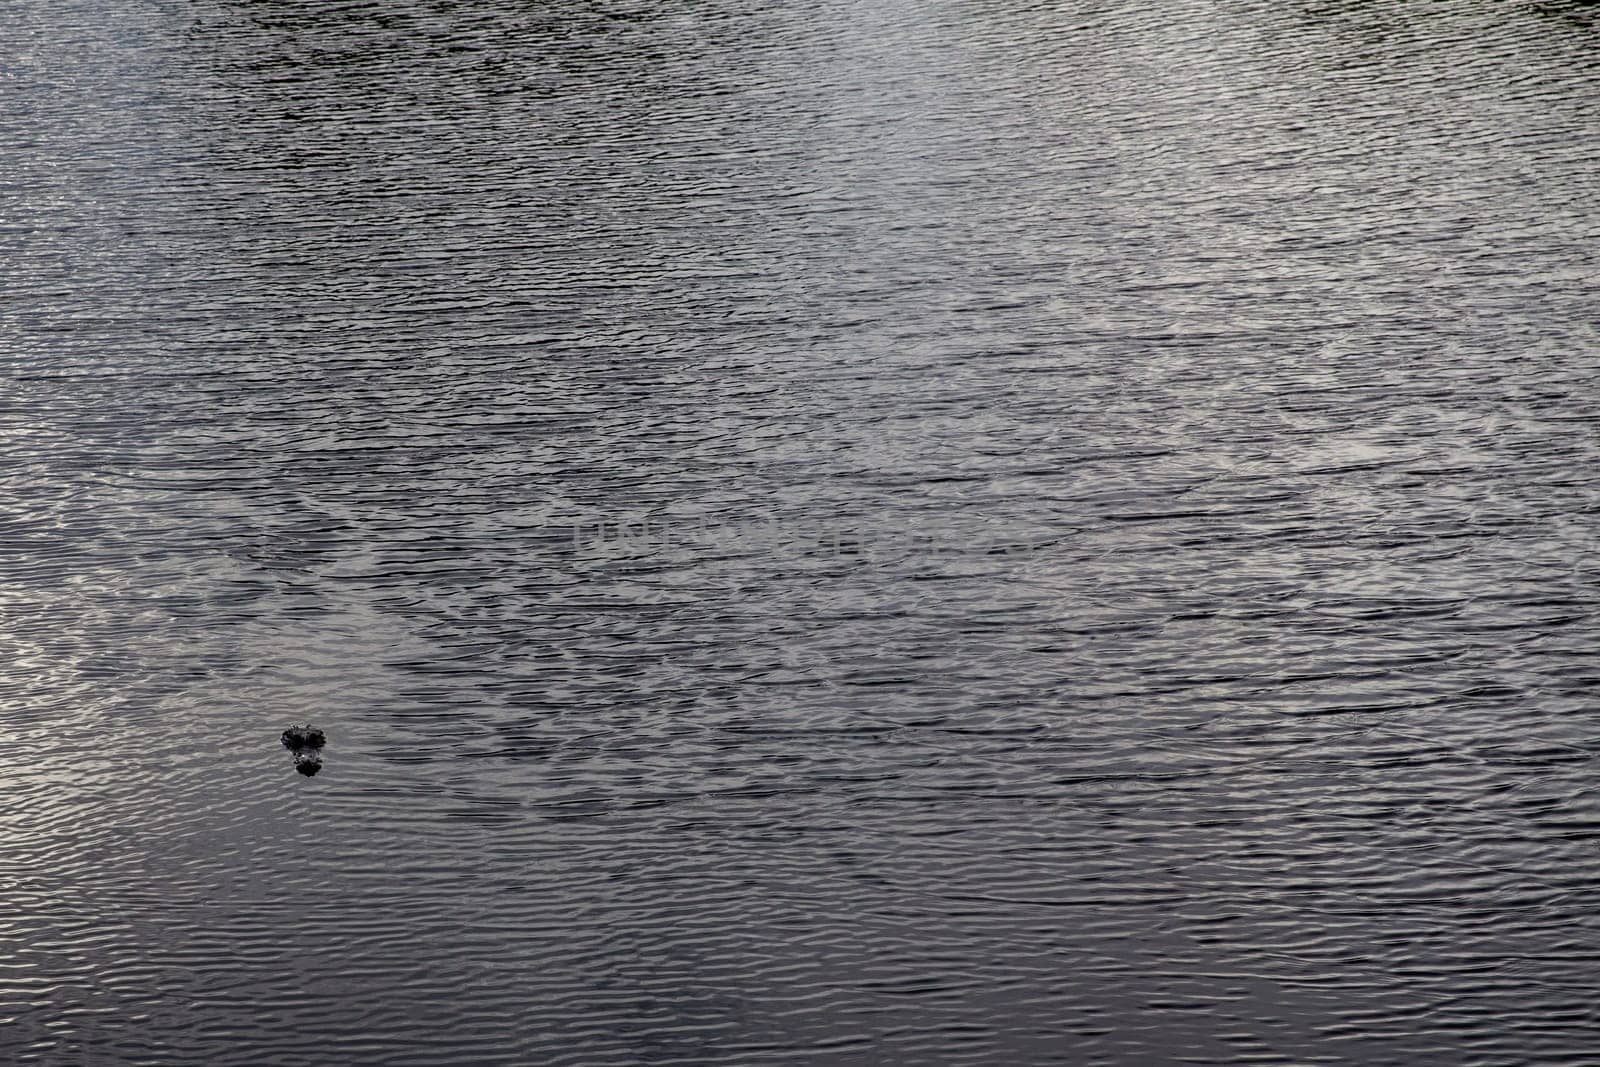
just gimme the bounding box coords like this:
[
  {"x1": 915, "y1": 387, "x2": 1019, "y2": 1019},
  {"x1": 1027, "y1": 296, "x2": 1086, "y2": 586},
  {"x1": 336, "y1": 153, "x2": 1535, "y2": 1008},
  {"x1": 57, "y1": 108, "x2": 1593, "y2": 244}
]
[
  {"x1": 281, "y1": 724, "x2": 326, "y2": 750},
  {"x1": 295, "y1": 757, "x2": 322, "y2": 777}
]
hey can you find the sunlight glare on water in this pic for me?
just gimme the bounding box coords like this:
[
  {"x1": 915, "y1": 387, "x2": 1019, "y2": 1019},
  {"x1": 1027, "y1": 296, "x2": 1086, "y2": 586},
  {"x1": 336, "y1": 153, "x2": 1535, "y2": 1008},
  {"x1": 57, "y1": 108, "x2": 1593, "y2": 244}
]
[{"x1": 3, "y1": 0, "x2": 1600, "y2": 1063}]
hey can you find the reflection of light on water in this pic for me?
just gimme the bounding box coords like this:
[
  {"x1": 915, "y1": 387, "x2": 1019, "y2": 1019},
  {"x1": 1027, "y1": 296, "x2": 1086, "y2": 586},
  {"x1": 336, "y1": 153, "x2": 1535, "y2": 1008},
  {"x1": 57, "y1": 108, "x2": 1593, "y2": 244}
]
[{"x1": 3, "y1": 0, "x2": 1598, "y2": 1058}]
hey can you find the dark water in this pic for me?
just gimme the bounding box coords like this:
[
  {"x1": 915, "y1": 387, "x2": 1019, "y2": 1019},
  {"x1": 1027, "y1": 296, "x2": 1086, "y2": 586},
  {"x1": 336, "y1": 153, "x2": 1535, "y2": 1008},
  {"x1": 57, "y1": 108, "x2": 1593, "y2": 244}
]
[{"x1": 5, "y1": 0, "x2": 1600, "y2": 1063}]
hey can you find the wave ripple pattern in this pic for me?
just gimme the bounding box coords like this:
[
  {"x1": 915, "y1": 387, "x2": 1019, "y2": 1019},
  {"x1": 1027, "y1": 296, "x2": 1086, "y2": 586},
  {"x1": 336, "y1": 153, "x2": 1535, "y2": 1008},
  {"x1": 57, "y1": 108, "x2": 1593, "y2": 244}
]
[{"x1": 3, "y1": 1, "x2": 1599, "y2": 1064}]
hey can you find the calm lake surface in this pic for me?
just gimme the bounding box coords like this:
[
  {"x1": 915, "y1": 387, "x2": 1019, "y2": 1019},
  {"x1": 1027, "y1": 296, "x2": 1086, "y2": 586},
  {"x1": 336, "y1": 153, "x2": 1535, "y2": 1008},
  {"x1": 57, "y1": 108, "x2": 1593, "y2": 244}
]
[{"x1": 5, "y1": 1, "x2": 1600, "y2": 1063}]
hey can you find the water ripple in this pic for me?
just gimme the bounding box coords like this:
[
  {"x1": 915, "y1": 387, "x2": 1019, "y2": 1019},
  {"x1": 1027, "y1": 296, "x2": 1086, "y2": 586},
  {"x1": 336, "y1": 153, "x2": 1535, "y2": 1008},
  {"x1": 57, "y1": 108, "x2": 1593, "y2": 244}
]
[{"x1": 4, "y1": 0, "x2": 1600, "y2": 1063}]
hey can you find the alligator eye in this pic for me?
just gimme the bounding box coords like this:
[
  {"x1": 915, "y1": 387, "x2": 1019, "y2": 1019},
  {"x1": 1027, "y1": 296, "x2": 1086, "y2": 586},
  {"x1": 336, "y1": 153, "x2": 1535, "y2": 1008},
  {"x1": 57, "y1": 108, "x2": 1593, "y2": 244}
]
[{"x1": 281, "y1": 724, "x2": 328, "y2": 750}]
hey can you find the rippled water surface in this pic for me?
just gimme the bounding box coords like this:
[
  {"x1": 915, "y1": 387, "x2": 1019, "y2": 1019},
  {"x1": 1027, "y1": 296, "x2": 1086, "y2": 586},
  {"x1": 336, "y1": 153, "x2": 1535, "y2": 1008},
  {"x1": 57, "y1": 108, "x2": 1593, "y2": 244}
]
[{"x1": 5, "y1": 1, "x2": 1600, "y2": 1063}]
